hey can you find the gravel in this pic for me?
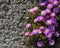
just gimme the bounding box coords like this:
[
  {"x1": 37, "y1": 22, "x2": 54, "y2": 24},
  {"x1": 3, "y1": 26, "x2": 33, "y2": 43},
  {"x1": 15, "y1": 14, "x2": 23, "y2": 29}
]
[{"x1": 0, "y1": 0, "x2": 37, "y2": 48}]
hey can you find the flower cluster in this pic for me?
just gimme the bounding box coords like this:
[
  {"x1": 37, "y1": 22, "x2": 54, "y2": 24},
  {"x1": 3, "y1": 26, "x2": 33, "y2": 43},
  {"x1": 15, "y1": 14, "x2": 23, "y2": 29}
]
[{"x1": 25, "y1": 0, "x2": 60, "y2": 48}]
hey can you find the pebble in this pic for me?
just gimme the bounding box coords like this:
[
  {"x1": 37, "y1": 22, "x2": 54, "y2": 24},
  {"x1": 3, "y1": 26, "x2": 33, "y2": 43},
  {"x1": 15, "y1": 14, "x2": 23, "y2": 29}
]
[{"x1": 0, "y1": 0, "x2": 37, "y2": 48}]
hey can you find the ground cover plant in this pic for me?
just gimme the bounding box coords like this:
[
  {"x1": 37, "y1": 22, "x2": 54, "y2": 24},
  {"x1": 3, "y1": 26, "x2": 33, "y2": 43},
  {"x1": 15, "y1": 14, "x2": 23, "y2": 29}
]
[{"x1": 24, "y1": 0, "x2": 60, "y2": 48}]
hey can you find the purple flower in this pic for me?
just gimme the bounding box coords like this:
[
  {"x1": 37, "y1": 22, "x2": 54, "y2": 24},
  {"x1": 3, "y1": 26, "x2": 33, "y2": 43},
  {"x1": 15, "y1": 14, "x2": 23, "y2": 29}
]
[
  {"x1": 45, "y1": 15, "x2": 50, "y2": 19},
  {"x1": 55, "y1": 32, "x2": 60, "y2": 37},
  {"x1": 45, "y1": 20, "x2": 52, "y2": 25},
  {"x1": 53, "y1": 7, "x2": 59, "y2": 13},
  {"x1": 49, "y1": 40, "x2": 55, "y2": 46},
  {"x1": 37, "y1": 16, "x2": 44, "y2": 21},
  {"x1": 39, "y1": 2, "x2": 46, "y2": 7},
  {"x1": 54, "y1": 22, "x2": 58, "y2": 26},
  {"x1": 44, "y1": 28, "x2": 50, "y2": 34},
  {"x1": 37, "y1": 41, "x2": 44, "y2": 47},
  {"x1": 50, "y1": 17, "x2": 57, "y2": 23},
  {"x1": 26, "y1": 23, "x2": 31, "y2": 28},
  {"x1": 48, "y1": 25, "x2": 55, "y2": 32},
  {"x1": 34, "y1": 16, "x2": 44, "y2": 23},
  {"x1": 46, "y1": 32, "x2": 52, "y2": 38},
  {"x1": 44, "y1": 28, "x2": 53, "y2": 38},
  {"x1": 34, "y1": 18, "x2": 38, "y2": 23},
  {"x1": 50, "y1": 12, "x2": 56, "y2": 17},
  {"x1": 41, "y1": 10, "x2": 47, "y2": 16},
  {"x1": 50, "y1": 17, "x2": 58, "y2": 26},
  {"x1": 47, "y1": 4, "x2": 53, "y2": 9},
  {"x1": 31, "y1": 29, "x2": 38, "y2": 35}
]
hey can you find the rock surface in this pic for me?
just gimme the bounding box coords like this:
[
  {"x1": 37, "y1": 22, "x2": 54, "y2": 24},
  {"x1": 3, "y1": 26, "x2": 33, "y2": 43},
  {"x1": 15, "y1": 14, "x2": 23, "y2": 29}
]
[{"x1": 0, "y1": 0, "x2": 37, "y2": 48}]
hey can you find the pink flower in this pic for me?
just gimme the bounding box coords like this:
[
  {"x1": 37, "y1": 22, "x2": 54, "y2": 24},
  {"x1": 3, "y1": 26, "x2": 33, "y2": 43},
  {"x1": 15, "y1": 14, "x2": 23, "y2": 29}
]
[
  {"x1": 31, "y1": 29, "x2": 42, "y2": 35},
  {"x1": 46, "y1": 9, "x2": 51, "y2": 13},
  {"x1": 58, "y1": 5, "x2": 60, "y2": 8},
  {"x1": 28, "y1": 7, "x2": 38, "y2": 14},
  {"x1": 48, "y1": 0, "x2": 54, "y2": 3},
  {"x1": 33, "y1": 7, "x2": 38, "y2": 11},
  {"x1": 37, "y1": 29, "x2": 42, "y2": 34},
  {"x1": 26, "y1": 17, "x2": 29, "y2": 20},
  {"x1": 44, "y1": 28, "x2": 53, "y2": 38},
  {"x1": 41, "y1": 10, "x2": 47, "y2": 15},
  {"x1": 39, "y1": 2, "x2": 46, "y2": 7},
  {"x1": 44, "y1": 28, "x2": 50, "y2": 34},
  {"x1": 47, "y1": 4, "x2": 53, "y2": 9},
  {"x1": 34, "y1": 18, "x2": 38, "y2": 23},
  {"x1": 45, "y1": 20, "x2": 52, "y2": 25},
  {"x1": 39, "y1": 26, "x2": 44, "y2": 30},
  {"x1": 31, "y1": 29, "x2": 38, "y2": 35},
  {"x1": 26, "y1": 23, "x2": 31, "y2": 28},
  {"x1": 29, "y1": 33, "x2": 33, "y2": 36},
  {"x1": 24, "y1": 32, "x2": 30, "y2": 36},
  {"x1": 50, "y1": 12, "x2": 56, "y2": 17},
  {"x1": 34, "y1": 16, "x2": 44, "y2": 23},
  {"x1": 53, "y1": 0, "x2": 58, "y2": 6}
]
